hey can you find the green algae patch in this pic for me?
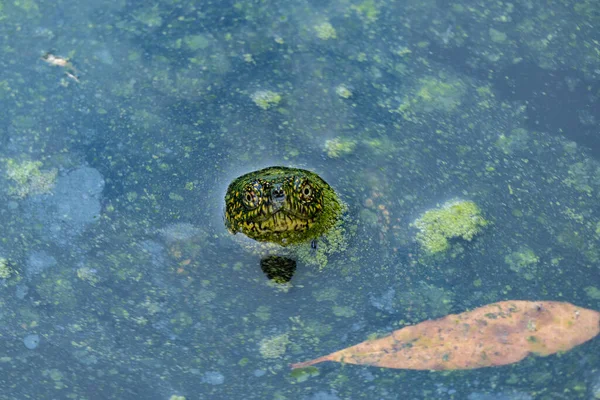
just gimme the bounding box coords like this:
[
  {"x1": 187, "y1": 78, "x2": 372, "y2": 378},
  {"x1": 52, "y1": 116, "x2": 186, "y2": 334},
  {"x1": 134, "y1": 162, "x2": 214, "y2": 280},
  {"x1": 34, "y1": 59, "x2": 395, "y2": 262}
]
[
  {"x1": 584, "y1": 286, "x2": 600, "y2": 300},
  {"x1": 396, "y1": 282, "x2": 454, "y2": 321},
  {"x1": 0, "y1": 257, "x2": 12, "y2": 279},
  {"x1": 394, "y1": 75, "x2": 466, "y2": 122},
  {"x1": 489, "y1": 28, "x2": 507, "y2": 43},
  {"x1": 505, "y1": 247, "x2": 540, "y2": 281},
  {"x1": 250, "y1": 90, "x2": 282, "y2": 110},
  {"x1": 133, "y1": 5, "x2": 163, "y2": 27},
  {"x1": 413, "y1": 200, "x2": 487, "y2": 254},
  {"x1": 324, "y1": 137, "x2": 357, "y2": 158},
  {"x1": 184, "y1": 34, "x2": 211, "y2": 51},
  {"x1": 4, "y1": 159, "x2": 57, "y2": 198},
  {"x1": 335, "y1": 85, "x2": 353, "y2": 99},
  {"x1": 36, "y1": 275, "x2": 78, "y2": 310},
  {"x1": 259, "y1": 333, "x2": 290, "y2": 359},
  {"x1": 294, "y1": 205, "x2": 352, "y2": 270},
  {"x1": 290, "y1": 366, "x2": 319, "y2": 383},
  {"x1": 563, "y1": 160, "x2": 600, "y2": 196},
  {"x1": 332, "y1": 305, "x2": 356, "y2": 318},
  {"x1": 351, "y1": 0, "x2": 380, "y2": 23},
  {"x1": 314, "y1": 22, "x2": 337, "y2": 40},
  {"x1": 415, "y1": 77, "x2": 465, "y2": 112}
]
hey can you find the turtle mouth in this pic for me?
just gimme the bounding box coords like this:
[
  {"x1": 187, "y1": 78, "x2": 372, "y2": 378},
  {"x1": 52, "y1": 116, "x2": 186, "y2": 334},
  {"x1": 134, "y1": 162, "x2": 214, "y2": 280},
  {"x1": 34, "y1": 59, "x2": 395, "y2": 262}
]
[
  {"x1": 251, "y1": 208, "x2": 316, "y2": 235},
  {"x1": 253, "y1": 207, "x2": 313, "y2": 223}
]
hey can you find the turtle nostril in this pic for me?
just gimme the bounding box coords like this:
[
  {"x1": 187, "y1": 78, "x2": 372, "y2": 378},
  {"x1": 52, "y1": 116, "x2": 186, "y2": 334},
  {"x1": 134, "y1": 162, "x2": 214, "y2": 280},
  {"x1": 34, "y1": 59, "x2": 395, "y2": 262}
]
[
  {"x1": 271, "y1": 183, "x2": 286, "y2": 201},
  {"x1": 271, "y1": 184, "x2": 285, "y2": 199}
]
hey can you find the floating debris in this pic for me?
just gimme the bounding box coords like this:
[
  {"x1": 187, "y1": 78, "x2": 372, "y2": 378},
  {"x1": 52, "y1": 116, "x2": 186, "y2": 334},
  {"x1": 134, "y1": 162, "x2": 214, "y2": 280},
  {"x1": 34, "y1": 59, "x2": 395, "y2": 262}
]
[
  {"x1": 41, "y1": 52, "x2": 80, "y2": 83},
  {"x1": 292, "y1": 301, "x2": 600, "y2": 370}
]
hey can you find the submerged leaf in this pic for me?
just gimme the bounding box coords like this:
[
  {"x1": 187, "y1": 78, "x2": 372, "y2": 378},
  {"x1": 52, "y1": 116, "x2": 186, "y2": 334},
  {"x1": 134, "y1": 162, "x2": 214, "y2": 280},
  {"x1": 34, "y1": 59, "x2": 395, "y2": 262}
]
[{"x1": 291, "y1": 301, "x2": 599, "y2": 370}]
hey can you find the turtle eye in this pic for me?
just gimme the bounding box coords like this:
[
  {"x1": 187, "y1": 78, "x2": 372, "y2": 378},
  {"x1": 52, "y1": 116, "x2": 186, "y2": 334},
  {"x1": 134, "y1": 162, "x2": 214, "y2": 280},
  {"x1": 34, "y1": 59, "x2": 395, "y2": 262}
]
[
  {"x1": 299, "y1": 183, "x2": 314, "y2": 201},
  {"x1": 242, "y1": 188, "x2": 260, "y2": 208}
]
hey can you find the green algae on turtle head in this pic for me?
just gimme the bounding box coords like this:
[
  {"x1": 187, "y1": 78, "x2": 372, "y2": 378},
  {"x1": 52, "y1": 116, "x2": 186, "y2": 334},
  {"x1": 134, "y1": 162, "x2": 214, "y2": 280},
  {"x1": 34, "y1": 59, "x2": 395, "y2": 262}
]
[
  {"x1": 224, "y1": 166, "x2": 343, "y2": 247},
  {"x1": 413, "y1": 199, "x2": 487, "y2": 254}
]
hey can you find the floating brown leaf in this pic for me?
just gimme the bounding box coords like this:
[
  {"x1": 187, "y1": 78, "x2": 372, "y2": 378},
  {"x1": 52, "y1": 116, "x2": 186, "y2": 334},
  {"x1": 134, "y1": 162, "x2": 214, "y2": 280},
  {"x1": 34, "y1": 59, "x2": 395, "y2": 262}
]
[{"x1": 291, "y1": 301, "x2": 599, "y2": 370}]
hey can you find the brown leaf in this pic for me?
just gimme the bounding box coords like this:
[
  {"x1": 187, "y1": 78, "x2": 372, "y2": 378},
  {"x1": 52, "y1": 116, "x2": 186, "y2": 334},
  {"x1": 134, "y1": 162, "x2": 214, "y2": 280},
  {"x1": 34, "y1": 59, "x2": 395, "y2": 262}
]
[{"x1": 291, "y1": 301, "x2": 599, "y2": 370}]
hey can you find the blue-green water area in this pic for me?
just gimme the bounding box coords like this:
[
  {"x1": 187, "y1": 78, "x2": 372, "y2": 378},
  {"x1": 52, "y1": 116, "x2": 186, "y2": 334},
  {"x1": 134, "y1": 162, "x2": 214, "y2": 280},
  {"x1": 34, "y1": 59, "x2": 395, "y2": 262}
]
[{"x1": 0, "y1": 0, "x2": 599, "y2": 399}]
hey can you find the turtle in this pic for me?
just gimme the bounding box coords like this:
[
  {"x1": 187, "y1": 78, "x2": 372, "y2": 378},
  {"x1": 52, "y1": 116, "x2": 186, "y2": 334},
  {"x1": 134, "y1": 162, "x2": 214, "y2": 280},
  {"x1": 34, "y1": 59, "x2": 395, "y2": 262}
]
[{"x1": 224, "y1": 166, "x2": 349, "y2": 281}]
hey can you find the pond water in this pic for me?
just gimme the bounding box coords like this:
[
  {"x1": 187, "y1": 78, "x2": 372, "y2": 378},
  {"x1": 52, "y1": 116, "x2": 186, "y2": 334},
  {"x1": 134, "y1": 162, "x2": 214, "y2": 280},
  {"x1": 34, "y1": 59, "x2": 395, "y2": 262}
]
[{"x1": 0, "y1": 0, "x2": 599, "y2": 399}]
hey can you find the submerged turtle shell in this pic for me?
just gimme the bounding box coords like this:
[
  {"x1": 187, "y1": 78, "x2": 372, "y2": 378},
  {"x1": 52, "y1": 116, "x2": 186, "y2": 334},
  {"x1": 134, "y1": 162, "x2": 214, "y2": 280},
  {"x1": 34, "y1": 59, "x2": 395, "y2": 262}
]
[{"x1": 224, "y1": 166, "x2": 342, "y2": 246}]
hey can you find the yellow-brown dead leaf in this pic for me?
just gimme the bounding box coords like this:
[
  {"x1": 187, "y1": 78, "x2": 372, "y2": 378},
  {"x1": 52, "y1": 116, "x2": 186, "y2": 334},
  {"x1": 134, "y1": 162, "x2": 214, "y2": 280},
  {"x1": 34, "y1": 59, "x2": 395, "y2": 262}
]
[{"x1": 291, "y1": 301, "x2": 599, "y2": 370}]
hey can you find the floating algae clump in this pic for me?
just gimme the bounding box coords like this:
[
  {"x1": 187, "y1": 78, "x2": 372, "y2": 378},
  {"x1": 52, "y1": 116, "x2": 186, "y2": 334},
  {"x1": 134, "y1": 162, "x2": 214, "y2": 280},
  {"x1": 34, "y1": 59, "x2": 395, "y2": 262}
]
[
  {"x1": 294, "y1": 207, "x2": 350, "y2": 270},
  {"x1": 0, "y1": 258, "x2": 12, "y2": 279},
  {"x1": 259, "y1": 333, "x2": 289, "y2": 359},
  {"x1": 505, "y1": 247, "x2": 540, "y2": 280},
  {"x1": 324, "y1": 137, "x2": 357, "y2": 158},
  {"x1": 314, "y1": 22, "x2": 337, "y2": 40},
  {"x1": 413, "y1": 200, "x2": 487, "y2": 254},
  {"x1": 414, "y1": 77, "x2": 465, "y2": 113},
  {"x1": 4, "y1": 159, "x2": 57, "y2": 198},
  {"x1": 290, "y1": 366, "x2": 319, "y2": 382},
  {"x1": 585, "y1": 286, "x2": 600, "y2": 300},
  {"x1": 251, "y1": 90, "x2": 281, "y2": 110},
  {"x1": 396, "y1": 76, "x2": 466, "y2": 121},
  {"x1": 335, "y1": 84, "x2": 353, "y2": 99}
]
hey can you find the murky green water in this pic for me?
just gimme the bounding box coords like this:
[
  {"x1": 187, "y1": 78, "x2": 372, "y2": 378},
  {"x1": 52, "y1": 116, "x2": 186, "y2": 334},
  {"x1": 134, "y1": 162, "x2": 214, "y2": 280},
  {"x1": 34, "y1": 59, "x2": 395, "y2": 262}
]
[{"x1": 0, "y1": 0, "x2": 599, "y2": 399}]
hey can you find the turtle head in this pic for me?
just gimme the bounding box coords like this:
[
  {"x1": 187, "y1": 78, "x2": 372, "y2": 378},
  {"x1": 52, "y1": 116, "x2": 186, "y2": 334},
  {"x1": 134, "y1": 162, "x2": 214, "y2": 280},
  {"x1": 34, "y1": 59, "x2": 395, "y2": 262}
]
[{"x1": 224, "y1": 166, "x2": 341, "y2": 246}]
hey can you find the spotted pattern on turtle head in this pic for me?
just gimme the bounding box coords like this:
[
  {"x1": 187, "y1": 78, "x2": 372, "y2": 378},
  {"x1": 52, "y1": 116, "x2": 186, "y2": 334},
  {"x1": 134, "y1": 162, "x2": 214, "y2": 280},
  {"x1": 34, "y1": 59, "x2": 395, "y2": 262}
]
[{"x1": 224, "y1": 166, "x2": 342, "y2": 246}]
